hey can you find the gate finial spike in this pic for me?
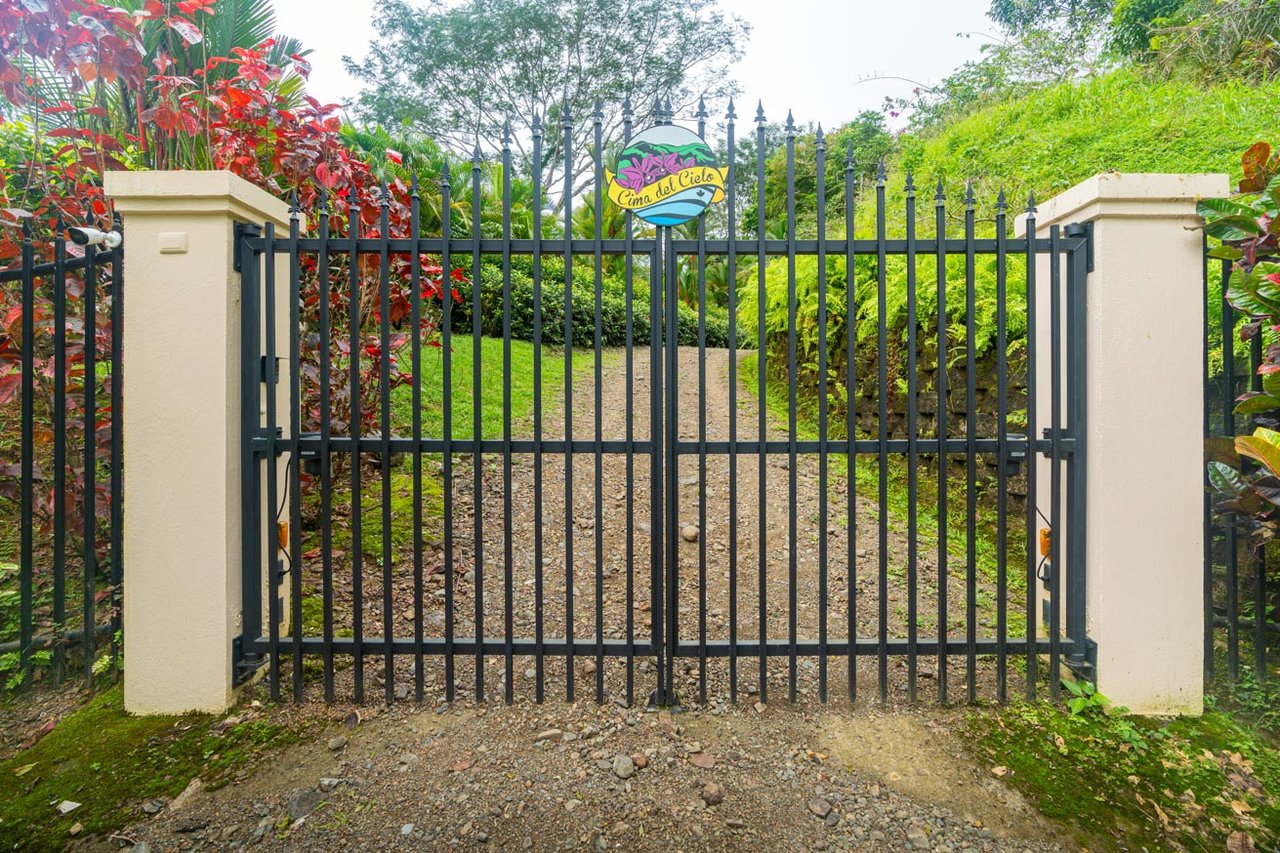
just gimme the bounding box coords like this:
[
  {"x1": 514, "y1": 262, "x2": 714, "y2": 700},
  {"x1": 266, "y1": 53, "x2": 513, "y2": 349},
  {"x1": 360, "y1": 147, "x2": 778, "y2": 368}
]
[
  {"x1": 441, "y1": 159, "x2": 451, "y2": 188},
  {"x1": 964, "y1": 179, "x2": 976, "y2": 206},
  {"x1": 532, "y1": 110, "x2": 542, "y2": 133},
  {"x1": 1026, "y1": 191, "x2": 1037, "y2": 213},
  {"x1": 318, "y1": 187, "x2": 328, "y2": 211},
  {"x1": 409, "y1": 172, "x2": 420, "y2": 196},
  {"x1": 935, "y1": 177, "x2": 945, "y2": 201},
  {"x1": 592, "y1": 98, "x2": 604, "y2": 120},
  {"x1": 815, "y1": 123, "x2": 825, "y2": 144},
  {"x1": 904, "y1": 171, "x2": 915, "y2": 194},
  {"x1": 288, "y1": 191, "x2": 300, "y2": 215},
  {"x1": 784, "y1": 109, "x2": 795, "y2": 134},
  {"x1": 622, "y1": 95, "x2": 632, "y2": 117},
  {"x1": 696, "y1": 95, "x2": 707, "y2": 119},
  {"x1": 726, "y1": 97, "x2": 736, "y2": 120},
  {"x1": 996, "y1": 188, "x2": 1007, "y2": 211},
  {"x1": 472, "y1": 142, "x2": 483, "y2": 164},
  {"x1": 845, "y1": 140, "x2": 855, "y2": 170},
  {"x1": 875, "y1": 159, "x2": 887, "y2": 183},
  {"x1": 755, "y1": 100, "x2": 765, "y2": 123},
  {"x1": 379, "y1": 181, "x2": 390, "y2": 206},
  {"x1": 21, "y1": 217, "x2": 30, "y2": 241},
  {"x1": 501, "y1": 120, "x2": 512, "y2": 146},
  {"x1": 561, "y1": 103, "x2": 573, "y2": 127}
]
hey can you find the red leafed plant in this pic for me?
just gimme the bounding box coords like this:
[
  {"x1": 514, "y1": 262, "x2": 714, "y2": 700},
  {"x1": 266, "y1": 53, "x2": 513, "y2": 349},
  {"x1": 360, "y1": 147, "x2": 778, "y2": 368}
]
[{"x1": 0, "y1": 0, "x2": 462, "y2": 588}]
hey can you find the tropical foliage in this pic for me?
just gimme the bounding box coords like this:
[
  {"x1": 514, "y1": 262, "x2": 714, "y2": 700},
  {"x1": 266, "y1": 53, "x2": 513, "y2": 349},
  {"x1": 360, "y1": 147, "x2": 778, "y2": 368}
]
[
  {"x1": 0, "y1": 0, "x2": 468, "y2": 686},
  {"x1": 1203, "y1": 142, "x2": 1280, "y2": 546}
]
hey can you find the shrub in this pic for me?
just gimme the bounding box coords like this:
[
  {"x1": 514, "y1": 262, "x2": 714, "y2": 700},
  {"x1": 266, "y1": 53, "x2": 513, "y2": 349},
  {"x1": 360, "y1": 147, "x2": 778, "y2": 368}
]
[{"x1": 451, "y1": 259, "x2": 734, "y2": 348}]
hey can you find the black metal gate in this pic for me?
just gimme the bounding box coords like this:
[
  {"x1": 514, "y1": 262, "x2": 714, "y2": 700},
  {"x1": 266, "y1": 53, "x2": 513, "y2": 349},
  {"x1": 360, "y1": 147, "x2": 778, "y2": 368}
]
[{"x1": 236, "y1": 101, "x2": 1092, "y2": 706}]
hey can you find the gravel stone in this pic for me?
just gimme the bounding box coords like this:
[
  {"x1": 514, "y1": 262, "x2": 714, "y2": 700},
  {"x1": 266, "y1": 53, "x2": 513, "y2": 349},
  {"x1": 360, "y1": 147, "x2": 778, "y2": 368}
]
[{"x1": 612, "y1": 754, "x2": 635, "y2": 779}]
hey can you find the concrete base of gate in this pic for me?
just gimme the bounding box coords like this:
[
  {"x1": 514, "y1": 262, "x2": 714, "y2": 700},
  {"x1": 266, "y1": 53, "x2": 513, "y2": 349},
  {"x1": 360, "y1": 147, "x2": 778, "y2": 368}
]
[
  {"x1": 107, "y1": 171, "x2": 293, "y2": 715},
  {"x1": 1019, "y1": 172, "x2": 1229, "y2": 716}
]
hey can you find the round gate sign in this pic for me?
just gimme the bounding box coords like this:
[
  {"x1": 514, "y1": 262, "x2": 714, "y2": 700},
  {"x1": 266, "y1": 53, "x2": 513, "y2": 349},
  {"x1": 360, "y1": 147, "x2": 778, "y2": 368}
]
[{"x1": 604, "y1": 124, "x2": 729, "y2": 226}]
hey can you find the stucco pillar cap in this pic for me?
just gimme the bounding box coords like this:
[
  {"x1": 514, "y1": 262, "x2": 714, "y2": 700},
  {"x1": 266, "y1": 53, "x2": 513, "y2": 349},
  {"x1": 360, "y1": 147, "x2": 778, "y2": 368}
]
[
  {"x1": 1015, "y1": 172, "x2": 1230, "y2": 236},
  {"x1": 105, "y1": 170, "x2": 292, "y2": 227}
]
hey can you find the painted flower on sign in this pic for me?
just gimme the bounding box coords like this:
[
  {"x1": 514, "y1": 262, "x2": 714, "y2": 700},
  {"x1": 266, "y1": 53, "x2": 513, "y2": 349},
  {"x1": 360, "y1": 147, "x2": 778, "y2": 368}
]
[
  {"x1": 604, "y1": 124, "x2": 727, "y2": 226},
  {"x1": 615, "y1": 152, "x2": 698, "y2": 190}
]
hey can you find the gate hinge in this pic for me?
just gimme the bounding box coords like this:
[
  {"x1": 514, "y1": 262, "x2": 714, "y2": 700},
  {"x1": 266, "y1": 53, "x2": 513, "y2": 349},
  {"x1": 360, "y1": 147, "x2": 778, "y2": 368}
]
[
  {"x1": 1064, "y1": 636, "x2": 1098, "y2": 682},
  {"x1": 233, "y1": 222, "x2": 262, "y2": 273},
  {"x1": 1064, "y1": 221, "x2": 1094, "y2": 272},
  {"x1": 232, "y1": 635, "x2": 265, "y2": 686}
]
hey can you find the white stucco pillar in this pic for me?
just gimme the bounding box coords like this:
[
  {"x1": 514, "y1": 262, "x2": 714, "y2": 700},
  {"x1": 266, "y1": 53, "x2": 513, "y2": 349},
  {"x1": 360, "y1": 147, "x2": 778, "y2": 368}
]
[
  {"x1": 1018, "y1": 173, "x2": 1229, "y2": 715},
  {"x1": 106, "y1": 171, "x2": 291, "y2": 714}
]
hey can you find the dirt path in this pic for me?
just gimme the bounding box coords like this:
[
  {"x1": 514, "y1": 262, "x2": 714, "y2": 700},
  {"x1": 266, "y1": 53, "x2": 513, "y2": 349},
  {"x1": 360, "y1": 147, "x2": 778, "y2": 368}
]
[
  {"x1": 121, "y1": 691, "x2": 1074, "y2": 852},
  {"x1": 293, "y1": 344, "x2": 1014, "y2": 708},
  {"x1": 339, "y1": 344, "x2": 1004, "y2": 707}
]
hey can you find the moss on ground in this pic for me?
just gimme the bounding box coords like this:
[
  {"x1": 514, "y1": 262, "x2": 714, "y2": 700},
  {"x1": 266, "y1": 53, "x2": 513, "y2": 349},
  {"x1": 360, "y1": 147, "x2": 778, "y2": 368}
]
[
  {"x1": 304, "y1": 467, "x2": 446, "y2": 560},
  {"x1": 967, "y1": 695, "x2": 1280, "y2": 849},
  {"x1": 0, "y1": 686, "x2": 305, "y2": 851}
]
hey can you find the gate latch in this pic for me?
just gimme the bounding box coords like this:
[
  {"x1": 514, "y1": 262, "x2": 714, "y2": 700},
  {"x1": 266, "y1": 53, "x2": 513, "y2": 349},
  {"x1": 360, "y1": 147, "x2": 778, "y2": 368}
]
[{"x1": 1003, "y1": 433, "x2": 1028, "y2": 476}]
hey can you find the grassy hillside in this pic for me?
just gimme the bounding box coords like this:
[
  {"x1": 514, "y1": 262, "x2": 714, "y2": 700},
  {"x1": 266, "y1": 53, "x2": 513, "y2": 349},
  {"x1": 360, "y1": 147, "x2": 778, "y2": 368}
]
[
  {"x1": 896, "y1": 68, "x2": 1275, "y2": 209},
  {"x1": 745, "y1": 67, "x2": 1276, "y2": 403}
]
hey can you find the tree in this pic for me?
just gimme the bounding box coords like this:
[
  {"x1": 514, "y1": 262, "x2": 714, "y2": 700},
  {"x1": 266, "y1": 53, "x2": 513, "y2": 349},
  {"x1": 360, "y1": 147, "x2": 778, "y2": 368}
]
[
  {"x1": 345, "y1": 0, "x2": 750, "y2": 210},
  {"x1": 988, "y1": 0, "x2": 1114, "y2": 34},
  {"x1": 1108, "y1": 0, "x2": 1184, "y2": 57}
]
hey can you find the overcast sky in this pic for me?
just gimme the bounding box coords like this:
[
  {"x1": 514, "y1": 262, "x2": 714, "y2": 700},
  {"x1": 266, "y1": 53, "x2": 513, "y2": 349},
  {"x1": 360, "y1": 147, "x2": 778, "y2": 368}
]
[{"x1": 272, "y1": 0, "x2": 999, "y2": 131}]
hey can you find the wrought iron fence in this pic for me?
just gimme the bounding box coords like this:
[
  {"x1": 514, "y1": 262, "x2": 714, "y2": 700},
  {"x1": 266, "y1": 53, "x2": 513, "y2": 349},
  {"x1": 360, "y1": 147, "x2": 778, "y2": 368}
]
[
  {"x1": 1205, "y1": 252, "x2": 1276, "y2": 686},
  {"x1": 237, "y1": 100, "x2": 1091, "y2": 707},
  {"x1": 0, "y1": 224, "x2": 123, "y2": 690}
]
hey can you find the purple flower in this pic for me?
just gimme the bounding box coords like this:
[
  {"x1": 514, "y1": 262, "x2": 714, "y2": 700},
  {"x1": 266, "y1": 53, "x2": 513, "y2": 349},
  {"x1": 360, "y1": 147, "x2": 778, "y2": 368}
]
[
  {"x1": 618, "y1": 163, "x2": 646, "y2": 189},
  {"x1": 660, "y1": 153, "x2": 695, "y2": 175},
  {"x1": 616, "y1": 152, "x2": 695, "y2": 189}
]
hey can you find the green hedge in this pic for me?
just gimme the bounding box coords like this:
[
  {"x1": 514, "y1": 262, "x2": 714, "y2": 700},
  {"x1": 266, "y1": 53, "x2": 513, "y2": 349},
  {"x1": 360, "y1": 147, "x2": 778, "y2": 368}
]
[{"x1": 449, "y1": 258, "x2": 735, "y2": 348}]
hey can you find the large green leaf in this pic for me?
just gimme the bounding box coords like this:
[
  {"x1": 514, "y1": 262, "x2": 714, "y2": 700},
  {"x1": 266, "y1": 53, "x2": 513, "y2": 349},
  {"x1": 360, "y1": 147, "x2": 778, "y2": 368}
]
[
  {"x1": 1228, "y1": 269, "x2": 1280, "y2": 317},
  {"x1": 1236, "y1": 428, "x2": 1280, "y2": 479},
  {"x1": 1209, "y1": 460, "x2": 1247, "y2": 496},
  {"x1": 1203, "y1": 214, "x2": 1265, "y2": 241},
  {"x1": 1267, "y1": 175, "x2": 1280, "y2": 214},
  {"x1": 1235, "y1": 393, "x2": 1280, "y2": 415},
  {"x1": 1198, "y1": 197, "x2": 1262, "y2": 220},
  {"x1": 1208, "y1": 245, "x2": 1244, "y2": 261}
]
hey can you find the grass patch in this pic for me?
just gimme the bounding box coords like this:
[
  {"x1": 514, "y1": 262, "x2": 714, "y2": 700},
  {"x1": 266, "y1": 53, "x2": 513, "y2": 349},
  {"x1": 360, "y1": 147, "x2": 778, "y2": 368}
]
[
  {"x1": 739, "y1": 352, "x2": 1026, "y2": 636},
  {"x1": 390, "y1": 336, "x2": 620, "y2": 440},
  {"x1": 307, "y1": 338, "x2": 617, "y2": 560},
  {"x1": 0, "y1": 686, "x2": 305, "y2": 850},
  {"x1": 968, "y1": 695, "x2": 1280, "y2": 849}
]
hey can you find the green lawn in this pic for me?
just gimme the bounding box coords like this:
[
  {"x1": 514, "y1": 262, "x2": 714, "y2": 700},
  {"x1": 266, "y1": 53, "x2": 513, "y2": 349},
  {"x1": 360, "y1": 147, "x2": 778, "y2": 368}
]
[
  {"x1": 391, "y1": 337, "x2": 621, "y2": 439},
  {"x1": 308, "y1": 338, "x2": 620, "y2": 560}
]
